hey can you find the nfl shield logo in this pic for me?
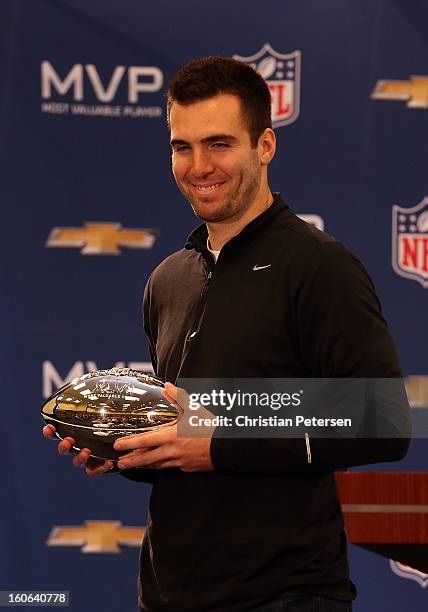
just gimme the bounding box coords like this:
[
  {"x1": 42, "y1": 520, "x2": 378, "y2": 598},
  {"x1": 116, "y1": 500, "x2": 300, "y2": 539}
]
[
  {"x1": 390, "y1": 560, "x2": 428, "y2": 588},
  {"x1": 392, "y1": 197, "x2": 428, "y2": 288},
  {"x1": 233, "y1": 43, "x2": 301, "y2": 128}
]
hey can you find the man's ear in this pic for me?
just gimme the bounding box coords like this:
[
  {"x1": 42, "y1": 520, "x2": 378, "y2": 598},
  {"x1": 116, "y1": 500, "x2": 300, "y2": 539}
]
[{"x1": 259, "y1": 128, "x2": 276, "y2": 165}]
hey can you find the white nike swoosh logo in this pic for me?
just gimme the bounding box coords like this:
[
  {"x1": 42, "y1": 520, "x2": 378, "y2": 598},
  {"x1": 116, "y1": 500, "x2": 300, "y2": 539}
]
[{"x1": 252, "y1": 264, "x2": 272, "y2": 271}]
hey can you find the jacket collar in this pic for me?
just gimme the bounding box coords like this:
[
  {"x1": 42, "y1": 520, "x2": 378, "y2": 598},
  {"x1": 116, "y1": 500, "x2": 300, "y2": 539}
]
[{"x1": 184, "y1": 193, "x2": 289, "y2": 253}]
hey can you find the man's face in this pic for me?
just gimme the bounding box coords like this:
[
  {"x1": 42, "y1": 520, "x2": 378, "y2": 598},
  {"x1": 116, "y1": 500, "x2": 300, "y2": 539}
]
[{"x1": 170, "y1": 94, "x2": 266, "y2": 224}]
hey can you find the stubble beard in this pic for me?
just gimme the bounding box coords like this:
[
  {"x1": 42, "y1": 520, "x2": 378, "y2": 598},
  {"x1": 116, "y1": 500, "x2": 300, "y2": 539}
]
[{"x1": 181, "y1": 157, "x2": 262, "y2": 224}]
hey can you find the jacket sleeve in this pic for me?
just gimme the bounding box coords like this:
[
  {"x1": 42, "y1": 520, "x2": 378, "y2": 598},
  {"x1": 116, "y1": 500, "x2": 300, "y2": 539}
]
[
  {"x1": 210, "y1": 243, "x2": 411, "y2": 474},
  {"x1": 120, "y1": 275, "x2": 160, "y2": 485}
]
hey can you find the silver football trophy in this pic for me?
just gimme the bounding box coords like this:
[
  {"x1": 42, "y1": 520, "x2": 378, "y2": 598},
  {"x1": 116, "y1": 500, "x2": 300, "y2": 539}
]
[{"x1": 41, "y1": 367, "x2": 180, "y2": 460}]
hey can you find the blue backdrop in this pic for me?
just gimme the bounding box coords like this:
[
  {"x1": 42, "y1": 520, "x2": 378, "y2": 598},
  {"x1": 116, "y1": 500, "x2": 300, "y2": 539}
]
[{"x1": 1, "y1": 1, "x2": 427, "y2": 610}]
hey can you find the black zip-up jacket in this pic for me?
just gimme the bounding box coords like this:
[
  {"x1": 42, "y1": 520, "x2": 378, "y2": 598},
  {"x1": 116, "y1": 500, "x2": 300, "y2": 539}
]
[{"x1": 123, "y1": 194, "x2": 410, "y2": 611}]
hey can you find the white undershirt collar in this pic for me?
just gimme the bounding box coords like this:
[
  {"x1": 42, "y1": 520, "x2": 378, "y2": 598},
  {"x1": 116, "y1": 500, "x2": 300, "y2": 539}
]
[{"x1": 207, "y1": 237, "x2": 220, "y2": 263}]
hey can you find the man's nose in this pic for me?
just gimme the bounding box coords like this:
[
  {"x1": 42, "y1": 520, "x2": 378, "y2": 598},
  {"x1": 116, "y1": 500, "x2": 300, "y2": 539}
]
[{"x1": 191, "y1": 149, "x2": 214, "y2": 176}]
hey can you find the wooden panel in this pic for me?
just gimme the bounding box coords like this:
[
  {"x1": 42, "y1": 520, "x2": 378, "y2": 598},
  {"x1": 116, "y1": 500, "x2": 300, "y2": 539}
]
[
  {"x1": 335, "y1": 472, "x2": 428, "y2": 571},
  {"x1": 336, "y1": 472, "x2": 428, "y2": 506}
]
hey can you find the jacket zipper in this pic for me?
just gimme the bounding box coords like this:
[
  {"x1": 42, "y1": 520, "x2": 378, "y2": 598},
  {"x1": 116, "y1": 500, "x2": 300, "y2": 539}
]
[
  {"x1": 176, "y1": 262, "x2": 213, "y2": 379},
  {"x1": 187, "y1": 265, "x2": 213, "y2": 343}
]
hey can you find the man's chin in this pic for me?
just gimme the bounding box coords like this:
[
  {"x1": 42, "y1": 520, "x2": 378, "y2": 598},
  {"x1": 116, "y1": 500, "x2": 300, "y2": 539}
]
[
  {"x1": 193, "y1": 209, "x2": 229, "y2": 223},
  {"x1": 189, "y1": 199, "x2": 232, "y2": 223},
  {"x1": 196, "y1": 206, "x2": 238, "y2": 224}
]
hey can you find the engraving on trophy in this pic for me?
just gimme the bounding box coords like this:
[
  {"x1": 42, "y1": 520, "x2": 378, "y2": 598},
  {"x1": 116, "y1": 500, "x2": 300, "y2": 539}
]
[{"x1": 91, "y1": 379, "x2": 134, "y2": 399}]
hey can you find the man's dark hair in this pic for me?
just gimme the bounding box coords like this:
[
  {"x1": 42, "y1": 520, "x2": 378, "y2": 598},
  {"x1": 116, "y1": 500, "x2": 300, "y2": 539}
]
[{"x1": 167, "y1": 56, "x2": 272, "y2": 147}]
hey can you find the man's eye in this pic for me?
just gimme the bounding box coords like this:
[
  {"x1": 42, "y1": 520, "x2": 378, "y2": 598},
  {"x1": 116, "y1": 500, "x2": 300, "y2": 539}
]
[
  {"x1": 212, "y1": 142, "x2": 228, "y2": 149},
  {"x1": 173, "y1": 145, "x2": 190, "y2": 153}
]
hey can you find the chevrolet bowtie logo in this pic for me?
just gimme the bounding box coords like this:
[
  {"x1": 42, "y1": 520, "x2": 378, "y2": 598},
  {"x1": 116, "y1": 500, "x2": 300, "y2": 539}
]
[
  {"x1": 46, "y1": 520, "x2": 145, "y2": 553},
  {"x1": 371, "y1": 76, "x2": 428, "y2": 109},
  {"x1": 46, "y1": 222, "x2": 158, "y2": 255}
]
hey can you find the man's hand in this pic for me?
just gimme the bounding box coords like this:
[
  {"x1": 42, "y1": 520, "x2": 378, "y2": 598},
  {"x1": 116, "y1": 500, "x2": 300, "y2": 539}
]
[
  {"x1": 42, "y1": 424, "x2": 116, "y2": 476},
  {"x1": 113, "y1": 382, "x2": 214, "y2": 472}
]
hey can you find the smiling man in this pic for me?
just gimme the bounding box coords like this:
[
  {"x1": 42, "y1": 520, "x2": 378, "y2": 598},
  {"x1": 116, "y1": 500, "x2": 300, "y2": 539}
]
[
  {"x1": 169, "y1": 92, "x2": 275, "y2": 247},
  {"x1": 44, "y1": 57, "x2": 409, "y2": 611}
]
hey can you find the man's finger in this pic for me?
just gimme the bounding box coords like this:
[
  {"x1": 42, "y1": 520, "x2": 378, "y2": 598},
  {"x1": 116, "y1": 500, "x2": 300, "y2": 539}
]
[
  {"x1": 118, "y1": 446, "x2": 174, "y2": 470},
  {"x1": 151, "y1": 460, "x2": 178, "y2": 470},
  {"x1": 42, "y1": 424, "x2": 57, "y2": 439},
  {"x1": 85, "y1": 459, "x2": 114, "y2": 477},
  {"x1": 72, "y1": 448, "x2": 91, "y2": 467},
  {"x1": 162, "y1": 382, "x2": 190, "y2": 413},
  {"x1": 164, "y1": 381, "x2": 178, "y2": 400},
  {"x1": 58, "y1": 437, "x2": 75, "y2": 454},
  {"x1": 114, "y1": 428, "x2": 173, "y2": 452}
]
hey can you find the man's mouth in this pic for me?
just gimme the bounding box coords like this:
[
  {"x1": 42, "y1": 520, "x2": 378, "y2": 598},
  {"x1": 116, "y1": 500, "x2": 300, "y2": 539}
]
[{"x1": 192, "y1": 182, "x2": 225, "y2": 193}]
